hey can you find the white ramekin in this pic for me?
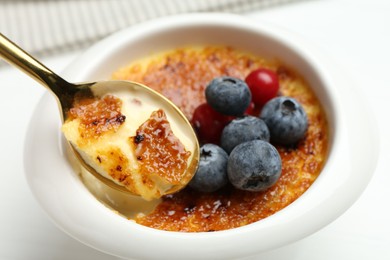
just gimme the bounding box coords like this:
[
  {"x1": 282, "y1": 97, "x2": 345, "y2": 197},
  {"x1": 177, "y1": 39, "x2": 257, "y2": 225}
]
[{"x1": 24, "y1": 13, "x2": 378, "y2": 260}]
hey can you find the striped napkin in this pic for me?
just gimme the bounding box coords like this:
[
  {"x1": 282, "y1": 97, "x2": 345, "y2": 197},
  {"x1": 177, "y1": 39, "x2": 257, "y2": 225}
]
[{"x1": 0, "y1": 0, "x2": 307, "y2": 57}]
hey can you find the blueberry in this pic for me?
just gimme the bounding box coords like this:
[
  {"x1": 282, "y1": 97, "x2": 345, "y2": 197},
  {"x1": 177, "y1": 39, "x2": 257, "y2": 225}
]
[
  {"x1": 260, "y1": 97, "x2": 308, "y2": 145},
  {"x1": 205, "y1": 76, "x2": 251, "y2": 116},
  {"x1": 189, "y1": 144, "x2": 228, "y2": 192},
  {"x1": 221, "y1": 116, "x2": 270, "y2": 154},
  {"x1": 227, "y1": 140, "x2": 282, "y2": 192}
]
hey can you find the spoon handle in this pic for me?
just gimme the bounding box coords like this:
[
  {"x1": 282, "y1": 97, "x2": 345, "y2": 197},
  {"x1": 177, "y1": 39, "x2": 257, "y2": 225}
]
[{"x1": 0, "y1": 33, "x2": 70, "y2": 96}]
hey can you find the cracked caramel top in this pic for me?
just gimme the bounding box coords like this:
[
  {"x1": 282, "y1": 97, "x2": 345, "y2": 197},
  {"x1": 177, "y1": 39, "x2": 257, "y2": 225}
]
[
  {"x1": 133, "y1": 109, "x2": 191, "y2": 187},
  {"x1": 111, "y1": 46, "x2": 329, "y2": 232},
  {"x1": 68, "y1": 95, "x2": 126, "y2": 141}
]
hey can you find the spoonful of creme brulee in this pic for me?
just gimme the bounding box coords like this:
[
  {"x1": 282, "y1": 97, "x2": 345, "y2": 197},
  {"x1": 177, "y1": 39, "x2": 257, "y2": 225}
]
[{"x1": 0, "y1": 33, "x2": 199, "y2": 200}]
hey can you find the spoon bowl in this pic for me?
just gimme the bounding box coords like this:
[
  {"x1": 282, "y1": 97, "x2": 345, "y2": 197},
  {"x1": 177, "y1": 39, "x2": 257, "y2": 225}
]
[{"x1": 0, "y1": 33, "x2": 199, "y2": 197}]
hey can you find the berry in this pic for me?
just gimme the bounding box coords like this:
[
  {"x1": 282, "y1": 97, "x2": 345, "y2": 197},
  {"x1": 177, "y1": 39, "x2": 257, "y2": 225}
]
[
  {"x1": 227, "y1": 140, "x2": 282, "y2": 192},
  {"x1": 205, "y1": 76, "x2": 251, "y2": 116},
  {"x1": 244, "y1": 101, "x2": 255, "y2": 115},
  {"x1": 260, "y1": 97, "x2": 308, "y2": 145},
  {"x1": 191, "y1": 103, "x2": 231, "y2": 144},
  {"x1": 245, "y1": 68, "x2": 279, "y2": 106},
  {"x1": 189, "y1": 144, "x2": 229, "y2": 193},
  {"x1": 220, "y1": 116, "x2": 270, "y2": 154}
]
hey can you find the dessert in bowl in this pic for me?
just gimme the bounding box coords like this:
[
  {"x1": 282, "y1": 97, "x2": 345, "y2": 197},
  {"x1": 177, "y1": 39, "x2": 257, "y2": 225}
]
[{"x1": 24, "y1": 13, "x2": 378, "y2": 259}]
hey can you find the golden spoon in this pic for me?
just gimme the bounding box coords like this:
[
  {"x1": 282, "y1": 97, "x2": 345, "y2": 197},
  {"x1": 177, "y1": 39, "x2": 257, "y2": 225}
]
[{"x1": 0, "y1": 33, "x2": 199, "y2": 198}]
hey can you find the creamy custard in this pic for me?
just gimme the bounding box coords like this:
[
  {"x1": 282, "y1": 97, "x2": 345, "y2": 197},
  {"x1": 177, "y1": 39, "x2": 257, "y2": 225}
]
[{"x1": 62, "y1": 82, "x2": 196, "y2": 200}]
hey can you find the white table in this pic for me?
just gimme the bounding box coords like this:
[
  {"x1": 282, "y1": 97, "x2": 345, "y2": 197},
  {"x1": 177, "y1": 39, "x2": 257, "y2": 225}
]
[{"x1": 1, "y1": 0, "x2": 389, "y2": 259}]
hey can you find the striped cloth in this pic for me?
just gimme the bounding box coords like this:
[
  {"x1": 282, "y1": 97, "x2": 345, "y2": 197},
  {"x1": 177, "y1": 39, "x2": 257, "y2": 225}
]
[{"x1": 0, "y1": 0, "x2": 308, "y2": 57}]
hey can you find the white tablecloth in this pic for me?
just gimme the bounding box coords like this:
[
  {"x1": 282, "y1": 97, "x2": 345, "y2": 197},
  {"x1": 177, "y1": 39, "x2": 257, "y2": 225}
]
[{"x1": 1, "y1": 0, "x2": 389, "y2": 259}]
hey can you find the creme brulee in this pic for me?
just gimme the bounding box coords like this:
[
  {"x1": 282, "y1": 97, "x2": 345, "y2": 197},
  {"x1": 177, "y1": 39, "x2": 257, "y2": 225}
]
[
  {"x1": 80, "y1": 46, "x2": 328, "y2": 232},
  {"x1": 62, "y1": 86, "x2": 195, "y2": 200}
]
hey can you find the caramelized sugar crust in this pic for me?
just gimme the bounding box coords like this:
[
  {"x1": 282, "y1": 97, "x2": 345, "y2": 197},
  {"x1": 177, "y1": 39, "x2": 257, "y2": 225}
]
[
  {"x1": 112, "y1": 46, "x2": 329, "y2": 232},
  {"x1": 133, "y1": 109, "x2": 191, "y2": 186},
  {"x1": 68, "y1": 95, "x2": 125, "y2": 141}
]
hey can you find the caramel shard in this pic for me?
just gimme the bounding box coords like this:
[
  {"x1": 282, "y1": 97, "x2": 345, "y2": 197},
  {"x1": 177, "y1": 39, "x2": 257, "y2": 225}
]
[{"x1": 132, "y1": 109, "x2": 191, "y2": 185}]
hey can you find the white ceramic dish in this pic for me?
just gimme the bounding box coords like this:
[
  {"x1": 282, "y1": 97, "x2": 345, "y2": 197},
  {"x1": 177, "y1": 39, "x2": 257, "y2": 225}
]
[{"x1": 24, "y1": 13, "x2": 378, "y2": 260}]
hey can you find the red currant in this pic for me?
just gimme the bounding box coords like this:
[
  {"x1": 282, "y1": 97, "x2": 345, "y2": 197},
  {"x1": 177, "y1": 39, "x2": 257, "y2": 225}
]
[
  {"x1": 245, "y1": 68, "x2": 279, "y2": 107},
  {"x1": 244, "y1": 101, "x2": 255, "y2": 116},
  {"x1": 191, "y1": 103, "x2": 231, "y2": 144}
]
